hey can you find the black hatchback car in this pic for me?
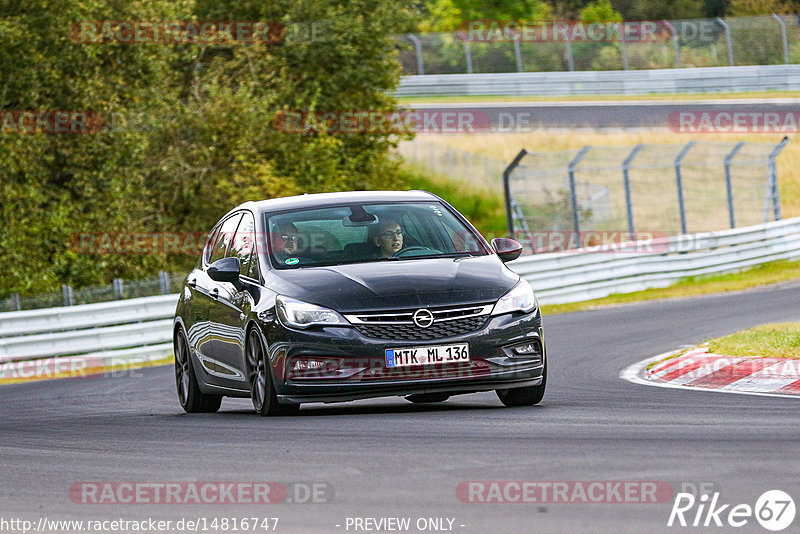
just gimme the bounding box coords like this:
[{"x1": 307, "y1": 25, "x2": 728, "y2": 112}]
[{"x1": 173, "y1": 191, "x2": 546, "y2": 415}]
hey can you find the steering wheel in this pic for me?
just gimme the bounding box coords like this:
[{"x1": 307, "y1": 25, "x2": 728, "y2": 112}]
[{"x1": 390, "y1": 246, "x2": 435, "y2": 258}]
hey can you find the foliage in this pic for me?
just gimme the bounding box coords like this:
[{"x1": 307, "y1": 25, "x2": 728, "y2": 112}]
[{"x1": 0, "y1": 0, "x2": 416, "y2": 297}]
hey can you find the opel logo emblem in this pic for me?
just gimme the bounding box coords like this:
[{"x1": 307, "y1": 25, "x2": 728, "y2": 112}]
[{"x1": 413, "y1": 309, "x2": 434, "y2": 328}]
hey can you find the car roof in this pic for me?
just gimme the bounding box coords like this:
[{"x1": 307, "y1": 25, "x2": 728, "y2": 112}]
[{"x1": 234, "y1": 190, "x2": 440, "y2": 217}]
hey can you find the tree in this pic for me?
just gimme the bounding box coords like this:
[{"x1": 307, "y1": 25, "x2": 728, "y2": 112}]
[
  {"x1": 728, "y1": 0, "x2": 794, "y2": 14},
  {"x1": 421, "y1": 0, "x2": 553, "y2": 31}
]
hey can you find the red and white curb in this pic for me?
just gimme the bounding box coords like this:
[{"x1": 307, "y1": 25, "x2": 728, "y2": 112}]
[{"x1": 620, "y1": 344, "x2": 800, "y2": 398}]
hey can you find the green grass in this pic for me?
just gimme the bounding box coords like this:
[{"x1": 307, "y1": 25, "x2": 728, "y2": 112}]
[
  {"x1": 402, "y1": 167, "x2": 508, "y2": 238},
  {"x1": 707, "y1": 323, "x2": 800, "y2": 359},
  {"x1": 540, "y1": 259, "x2": 800, "y2": 315},
  {"x1": 398, "y1": 90, "x2": 800, "y2": 105}
]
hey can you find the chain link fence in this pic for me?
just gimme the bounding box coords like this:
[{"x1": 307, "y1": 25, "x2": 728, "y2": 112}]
[
  {"x1": 397, "y1": 15, "x2": 800, "y2": 75},
  {"x1": 504, "y1": 139, "x2": 789, "y2": 251},
  {"x1": 0, "y1": 272, "x2": 185, "y2": 312}
]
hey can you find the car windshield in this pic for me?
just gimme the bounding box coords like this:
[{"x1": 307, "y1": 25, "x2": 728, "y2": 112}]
[{"x1": 265, "y1": 202, "x2": 489, "y2": 269}]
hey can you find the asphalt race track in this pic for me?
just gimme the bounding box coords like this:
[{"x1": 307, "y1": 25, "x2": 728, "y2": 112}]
[{"x1": 2, "y1": 282, "x2": 800, "y2": 533}]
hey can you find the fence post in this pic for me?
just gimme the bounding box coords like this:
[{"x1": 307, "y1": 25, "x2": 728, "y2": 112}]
[
  {"x1": 674, "y1": 141, "x2": 695, "y2": 235},
  {"x1": 769, "y1": 136, "x2": 790, "y2": 221},
  {"x1": 622, "y1": 144, "x2": 644, "y2": 240},
  {"x1": 112, "y1": 278, "x2": 124, "y2": 300},
  {"x1": 406, "y1": 34, "x2": 424, "y2": 75},
  {"x1": 772, "y1": 14, "x2": 790, "y2": 65},
  {"x1": 10, "y1": 293, "x2": 21, "y2": 311},
  {"x1": 62, "y1": 285, "x2": 74, "y2": 306},
  {"x1": 568, "y1": 146, "x2": 592, "y2": 248},
  {"x1": 464, "y1": 40, "x2": 473, "y2": 74},
  {"x1": 663, "y1": 21, "x2": 679, "y2": 68},
  {"x1": 565, "y1": 41, "x2": 575, "y2": 71},
  {"x1": 716, "y1": 18, "x2": 734, "y2": 66},
  {"x1": 503, "y1": 149, "x2": 528, "y2": 238},
  {"x1": 723, "y1": 141, "x2": 745, "y2": 228},
  {"x1": 513, "y1": 39, "x2": 523, "y2": 72},
  {"x1": 159, "y1": 271, "x2": 170, "y2": 295}
]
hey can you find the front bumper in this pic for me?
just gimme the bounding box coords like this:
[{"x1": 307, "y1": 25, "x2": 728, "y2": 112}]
[{"x1": 264, "y1": 309, "x2": 545, "y2": 404}]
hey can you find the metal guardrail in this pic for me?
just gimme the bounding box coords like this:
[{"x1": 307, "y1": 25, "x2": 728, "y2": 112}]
[
  {"x1": 396, "y1": 65, "x2": 800, "y2": 97},
  {"x1": 0, "y1": 217, "x2": 798, "y2": 373},
  {"x1": 0, "y1": 294, "x2": 177, "y2": 374},
  {"x1": 509, "y1": 217, "x2": 800, "y2": 304}
]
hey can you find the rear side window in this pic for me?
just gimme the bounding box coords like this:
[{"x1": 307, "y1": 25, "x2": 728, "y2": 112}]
[{"x1": 208, "y1": 213, "x2": 243, "y2": 264}]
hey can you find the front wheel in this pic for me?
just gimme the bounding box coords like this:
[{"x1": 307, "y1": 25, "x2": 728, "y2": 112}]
[
  {"x1": 496, "y1": 364, "x2": 546, "y2": 407},
  {"x1": 246, "y1": 329, "x2": 300, "y2": 417},
  {"x1": 174, "y1": 329, "x2": 222, "y2": 413}
]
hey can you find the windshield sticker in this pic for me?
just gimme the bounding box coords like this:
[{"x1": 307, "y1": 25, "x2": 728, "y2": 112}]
[{"x1": 285, "y1": 258, "x2": 299, "y2": 265}]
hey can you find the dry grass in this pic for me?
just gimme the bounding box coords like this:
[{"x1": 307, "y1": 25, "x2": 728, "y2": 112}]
[
  {"x1": 707, "y1": 323, "x2": 800, "y2": 359},
  {"x1": 417, "y1": 130, "x2": 800, "y2": 218}
]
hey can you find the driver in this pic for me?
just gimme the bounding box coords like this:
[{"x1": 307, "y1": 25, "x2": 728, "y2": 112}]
[
  {"x1": 373, "y1": 220, "x2": 404, "y2": 258},
  {"x1": 273, "y1": 222, "x2": 302, "y2": 262}
]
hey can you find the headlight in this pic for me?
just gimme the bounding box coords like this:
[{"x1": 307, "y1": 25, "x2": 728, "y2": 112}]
[
  {"x1": 275, "y1": 296, "x2": 350, "y2": 329},
  {"x1": 491, "y1": 279, "x2": 538, "y2": 316}
]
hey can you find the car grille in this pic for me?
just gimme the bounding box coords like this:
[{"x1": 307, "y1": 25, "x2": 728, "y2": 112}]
[{"x1": 347, "y1": 304, "x2": 492, "y2": 341}]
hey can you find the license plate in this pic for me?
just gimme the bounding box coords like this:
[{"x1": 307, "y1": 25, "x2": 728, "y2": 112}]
[{"x1": 385, "y1": 343, "x2": 470, "y2": 368}]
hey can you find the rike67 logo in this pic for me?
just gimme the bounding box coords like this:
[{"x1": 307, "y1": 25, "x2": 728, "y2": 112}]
[{"x1": 668, "y1": 490, "x2": 795, "y2": 531}]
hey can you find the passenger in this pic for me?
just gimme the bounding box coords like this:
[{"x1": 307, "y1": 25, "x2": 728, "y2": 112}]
[{"x1": 372, "y1": 220, "x2": 404, "y2": 258}]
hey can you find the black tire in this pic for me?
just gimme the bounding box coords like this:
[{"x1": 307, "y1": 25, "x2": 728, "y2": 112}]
[
  {"x1": 174, "y1": 329, "x2": 222, "y2": 413},
  {"x1": 496, "y1": 364, "x2": 546, "y2": 407},
  {"x1": 246, "y1": 328, "x2": 300, "y2": 417},
  {"x1": 405, "y1": 393, "x2": 450, "y2": 403}
]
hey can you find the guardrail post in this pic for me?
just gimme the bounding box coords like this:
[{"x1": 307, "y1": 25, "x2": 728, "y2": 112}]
[
  {"x1": 159, "y1": 271, "x2": 170, "y2": 295},
  {"x1": 622, "y1": 144, "x2": 644, "y2": 240},
  {"x1": 568, "y1": 146, "x2": 592, "y2": 248},
  {"x1": 513, "y1": 39, "x2": 523, "y2": 72},
  {"x1": 112, "y1": 278, "x2": 124, "y2": 300},
  {"x1": 464, "y1": 40, "x2": 473, "y2": 74},
  {"x1": 768, "y1": 136, "x2": 790, "y2": 221},
  {"x1": 716, "y1": 18, "x2": 734, "y2": 66},
  {"x1": 503, "y1": 149, "x2": 528, "y2": 238},
  {"x1": 663, "y1": 21, "x2": 679, "y2": 68},
  {"x1": 10, "y1": 293, "x2": 21, "y2": 311},
  {"x1": 674, "y1": 141, "x2": 695, "y2": 235},
  {"x1": 724, "y1": 141, "x2": 745, "y2": 228},
  {"x1": 406, "y1": 34, "x2": 424, "y2": 75},
  {"x1": 62, "y1": 285, "x2": 74, "y2": 306},
  {"x1": 772, "y1": 14, "x2": 790, "y2": 64},
  {"x1": 565, "y1": 41, "x2": 575, "y2": 71}
]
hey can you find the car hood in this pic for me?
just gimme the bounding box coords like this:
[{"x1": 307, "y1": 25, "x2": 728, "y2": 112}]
[{"x1": 268, "y1": 255, "x2": 519, "y2": 312}]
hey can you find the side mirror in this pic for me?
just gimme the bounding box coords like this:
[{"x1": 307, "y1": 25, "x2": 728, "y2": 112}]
[
  {"x1": 491, "y1": 238, "x2": 523, "y2": 263},
  {"x1": 207, "y1": 257, "x2": 241, "y2": 283}
]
